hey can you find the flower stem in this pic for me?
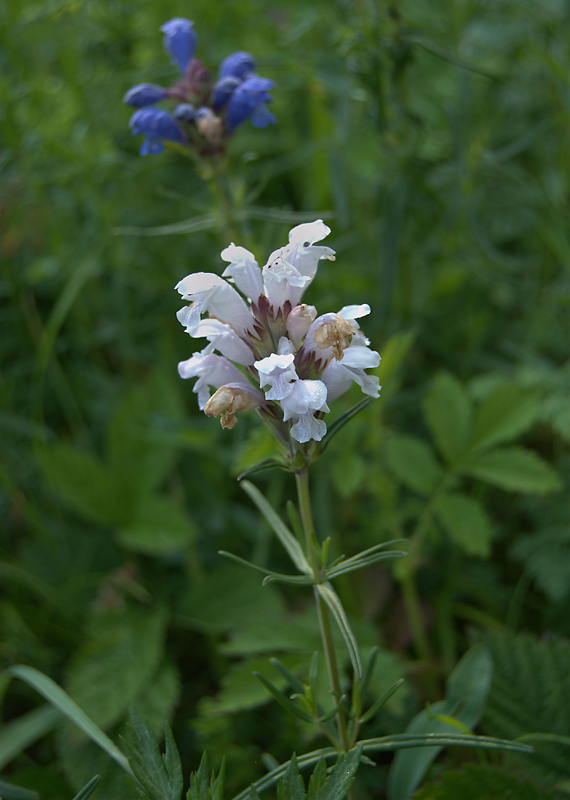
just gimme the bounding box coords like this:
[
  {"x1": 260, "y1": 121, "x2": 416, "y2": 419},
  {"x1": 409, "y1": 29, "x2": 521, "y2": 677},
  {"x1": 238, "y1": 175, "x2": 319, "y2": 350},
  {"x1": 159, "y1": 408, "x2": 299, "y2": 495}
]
[
  {"x1": 208, "y1": 171, "x2": 242, "y2": 244},
  {"x1": 295, "y1": 468, "x2": 350, "y2": 753}
]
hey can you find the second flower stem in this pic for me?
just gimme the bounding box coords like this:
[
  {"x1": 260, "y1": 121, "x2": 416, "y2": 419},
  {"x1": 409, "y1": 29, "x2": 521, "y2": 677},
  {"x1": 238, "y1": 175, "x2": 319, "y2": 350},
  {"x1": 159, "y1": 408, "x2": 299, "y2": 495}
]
[{"x1": 295, "y1": 468, "x2": 350, "y2": 753}]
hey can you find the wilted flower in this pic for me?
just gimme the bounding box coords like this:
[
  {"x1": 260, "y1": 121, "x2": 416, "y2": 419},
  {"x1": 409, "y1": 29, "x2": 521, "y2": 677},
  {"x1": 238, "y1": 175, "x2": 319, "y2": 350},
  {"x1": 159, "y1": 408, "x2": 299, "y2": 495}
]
[
  {"x1": 124, "y1": 17, "x2": 276, "y2": 156},
  {"x1": 176, "y1": 222, "x2": 380, "y2": 456}
]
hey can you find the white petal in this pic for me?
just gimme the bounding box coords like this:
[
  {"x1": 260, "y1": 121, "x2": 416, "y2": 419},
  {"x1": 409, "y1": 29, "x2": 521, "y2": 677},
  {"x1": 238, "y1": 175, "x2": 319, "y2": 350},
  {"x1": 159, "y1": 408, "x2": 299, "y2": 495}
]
[
  {"x1": 341, "y1": 345, "x2": 381, "y2": 369},
  {"x1": 175, "y1": 272, "x2": 254, "y2": 335},
  {"x1": 281, "y1": 379, "x2": 328, "y2": 419},
  {"x1": 178, "y1": 352, "x2": 249, "y2": 409},
  {"x1": 290, "y1": 413, "x2": 327, "y2": 443},
  {"x1": 288, "y1": 220, "x2": 331, "y2": 247},
  {"x1": 221, "y1": 243, "x2": 263, "y2": 301},
  {"x1": 191, "y1": 318, "x2": 255, "y2": 366},
  {"x1": 339, "y1": 304, "x2": 371, "y2": 320},
  {"x1": 255, "y1": 352, "x2": 297, "y2": 401},
  {"x1": 175, "y1": 272, "x2": 226, "y2": 298},
  {"x1": 277, "y1": 337, "x2": 295, "y2": 355}
]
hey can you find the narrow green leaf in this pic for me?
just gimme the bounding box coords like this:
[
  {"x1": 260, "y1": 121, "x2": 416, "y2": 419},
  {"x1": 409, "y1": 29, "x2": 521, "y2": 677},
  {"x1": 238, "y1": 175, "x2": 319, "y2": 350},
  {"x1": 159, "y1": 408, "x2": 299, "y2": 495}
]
[
  {"x1": 237, "y1": 458, "x2": 290, "y2": 481},
  {"x1": 362, "y1": 733, "x2": 532, "y2": 754},
  {"x1": 316, "y1": 583, "x2": 363, "y2": 680},
  {"x1": 6, "y1": 665, "x2": 132, "y2": 777},
  {"x1": 423, "y1": 372, "x2": 472, "y2": 464},
  {"x1": 387, "y1": 644, "x2": 493, "y2": 800},
  {"x1": 385, "y1": 435, "x2": 443, "y2": 495},
  {"x1": 359, "y1": 679, "x2": 406, "y2": 725},
  {"x1": 253, "y1": 673, "x2": 314, "y2": 723},
  {"x1": 218, "y1": 551, "x2": 315, "y2": 585},
  {"x1": 461, "y1": 447, "x2": 562, "y2": 494},
  {"x1": 71, "y1": 776, "x2": 101, "y2": 800},
  {"x1": 277, "y1": 753, "x2": 305, "y2": 800},
  {"x1": 0, "y1": 779, "x2": 39, "y2": 800},
  {"x1": 270, "y1": 658, "x2": 306, "y2": 695},
  {"x1": 0, "y1": 704, "x2": 60, "y2": 770},
  {"x1": 113, "y1": 213, "x2": 218, "y2": 236},
  {"x1": 317, "y1": 398, "x2": 373, "y2": 455},
  {"x1": 325, "y1": 549, "x2": 408, "y2": 580},
  {"x1": 435, "y1": 493, "x2": 494, "y2": 557},
  {"x1": 241, "y1": 481, "x2": 311, "y2": 574}
]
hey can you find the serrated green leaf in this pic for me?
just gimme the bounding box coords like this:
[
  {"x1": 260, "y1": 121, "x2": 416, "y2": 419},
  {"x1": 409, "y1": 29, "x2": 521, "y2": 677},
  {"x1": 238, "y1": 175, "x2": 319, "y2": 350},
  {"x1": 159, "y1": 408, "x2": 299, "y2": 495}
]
[
  {"x1": 5, "y1": 665, "x2": 132, "y2": 777},
  {"x1": 387, "y1": 645, "x2": 493, "y2": 799},
  {"x1": 384, "y1": 435, "x2": 443, "y2": 496},
  {"x1": 510, "y1": 526, "x2": 570, "y2": 602},
  {"x1": 423, "y1": 373, "x2": 472, "y2": 463},
  {"x1": 121, "y1": 710, "x2": 183, "y2": 800},
  {"x1": 468, "y1": 384, "x2": 541, "y2": 452},
  {"x1": 412, "y1": 764, "x2": 559, "y2": 800},
  {"x1": 316, "y1": 583, "x2": 363, "y2": 680},
  {"x1": 0, "y1": 704, "x2": 60, "y2": 771},
  {"x1": 71, "y1": 775, "x2": 101, "y2": 800},
  {"x1": 106, "y1": 372, "x2": 183, "y2": 496},
  {"x1": 461, "y1": 447, "x2": 562, "y2": 494},
  {"x1": 118, "y1": 494, "x2": 195, "y2": 555},
  {"x1": 481, "y1": 632, "x2": 570, "y2": 785},
  {"x1": 306, "y1": 758, "x2": 328, "y2": 800},
  {"x1": 240, "y1": 481, "x2": 311, "y2": 574},
  {"x1": 435, "y1": 493, "x2": 493, "y2": 557},
  {"x1": 277, "y1": 753, "x2": 306, "y2": 800},
  {"x1": 313, "y1": 745, "x2": 363, "y2": 800},
  {"x1": 39, "y1": 444, "x2": 127, "y2": 526},
  {"x1": 65, "y1": 606, "x2": 167, "y2": 730}
]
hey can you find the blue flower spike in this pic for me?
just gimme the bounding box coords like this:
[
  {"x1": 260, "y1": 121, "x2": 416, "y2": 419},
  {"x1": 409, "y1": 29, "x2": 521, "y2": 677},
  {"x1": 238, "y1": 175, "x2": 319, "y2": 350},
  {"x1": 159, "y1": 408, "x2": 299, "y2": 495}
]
[
  {"x1": 160, "y1": 18, "x2": 197, "y2": 75},
  {"x1": 124, "y1": 19, "x2": 276, "y2": 156}
]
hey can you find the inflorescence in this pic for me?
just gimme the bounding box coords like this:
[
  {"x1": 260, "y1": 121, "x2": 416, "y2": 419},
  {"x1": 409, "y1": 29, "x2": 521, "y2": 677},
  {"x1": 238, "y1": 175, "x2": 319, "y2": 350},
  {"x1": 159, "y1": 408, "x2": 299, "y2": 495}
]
[
  {"x1": 124, "y1": 19, "x2": 276, "y2": 157},
  {"x1": 175, "y1": 221, "x2": 380, "y2": 458}
]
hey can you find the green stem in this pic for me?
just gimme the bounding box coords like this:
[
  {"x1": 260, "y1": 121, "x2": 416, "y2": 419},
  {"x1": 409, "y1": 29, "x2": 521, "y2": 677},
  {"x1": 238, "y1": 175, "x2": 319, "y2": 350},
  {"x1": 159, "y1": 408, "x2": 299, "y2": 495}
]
[
  {"x1": 295, "y1": 469, "x2": 350, "y2": 753},
  {"x1": 208, "y1": 172, "x2": 242, "y2": 244}
]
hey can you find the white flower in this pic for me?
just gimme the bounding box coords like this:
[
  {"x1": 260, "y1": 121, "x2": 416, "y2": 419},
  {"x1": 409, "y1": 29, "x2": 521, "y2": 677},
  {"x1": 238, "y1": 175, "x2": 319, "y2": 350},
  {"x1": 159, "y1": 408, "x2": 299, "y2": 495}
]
[
  {"x1": 255, "y1": 352, "x2": 298, "y2": 401},
  {"x1": 175, "y1": 221, "x2": 380, "y2": 444},
  {"x1": 281, "y1": 379, "x2": 330, "y2": 443}
]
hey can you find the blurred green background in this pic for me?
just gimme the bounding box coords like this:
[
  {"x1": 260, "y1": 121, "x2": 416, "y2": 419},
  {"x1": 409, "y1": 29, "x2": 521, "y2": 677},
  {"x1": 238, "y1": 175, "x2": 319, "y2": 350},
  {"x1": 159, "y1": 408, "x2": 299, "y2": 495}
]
[{"x1": 1, "y1": 0, "x2": 569, "y2": 798}]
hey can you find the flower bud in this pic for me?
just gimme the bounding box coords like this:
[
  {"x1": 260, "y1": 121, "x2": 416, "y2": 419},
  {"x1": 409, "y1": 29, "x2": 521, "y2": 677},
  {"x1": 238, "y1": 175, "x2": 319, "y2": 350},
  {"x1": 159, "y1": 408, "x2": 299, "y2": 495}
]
[
  {"x1": 287, "y1": 304, "x2": 317, "y2": 349},
  {"x1": 123, "y1": 83, "x2": 168, "y2": 108},
  {"x1": 173, "y1": 103, "x2": 196, "y2": 122},
  {"x1": 312, "y1": 314, "x2": 355, "y2": 360},
  {"x1": 195, "y1": 107, "x2": 224, "y2": 145},
  {"x1": 204, "y1": 384, "x2": 260, "y2": 429},
  {"x1": 160, "y1": 18, "x2": 197, "y2": 75}
]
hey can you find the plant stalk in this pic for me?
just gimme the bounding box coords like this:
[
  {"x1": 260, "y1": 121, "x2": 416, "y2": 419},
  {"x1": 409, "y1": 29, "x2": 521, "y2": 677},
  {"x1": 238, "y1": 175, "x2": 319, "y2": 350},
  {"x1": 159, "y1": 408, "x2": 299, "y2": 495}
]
[{"x1": 295, "y1": 468, "x2": 351, "y2": 754}]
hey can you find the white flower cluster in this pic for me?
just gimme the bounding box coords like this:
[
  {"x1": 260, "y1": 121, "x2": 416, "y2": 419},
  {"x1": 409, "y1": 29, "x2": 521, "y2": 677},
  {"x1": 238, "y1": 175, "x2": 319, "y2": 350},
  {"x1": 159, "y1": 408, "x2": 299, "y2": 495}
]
[{"x1": 176, "y1": 221, "x2": 380, "y2": 447}]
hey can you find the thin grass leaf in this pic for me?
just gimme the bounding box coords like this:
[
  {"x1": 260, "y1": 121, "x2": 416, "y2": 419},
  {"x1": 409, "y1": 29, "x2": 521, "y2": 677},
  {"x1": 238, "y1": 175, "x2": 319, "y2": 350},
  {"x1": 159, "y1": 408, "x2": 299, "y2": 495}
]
[
  {"x1": 359, "y1": 679, "x2": 406, "y2": 725},
  {"x1": 360, "y1": 733, "x2": 533, "y2": 754},
  {"x1": 253, "y1": 673, "x2": 314, "y2": 723},
  {"x1": 243, "y1": 207, "x2": 334, "y2": 224},
  {"x1": 71, "y1": 776, "x2": 101, "y2": 800},
  {"x1": 241, "y1": 481, "x2": 311, "y2": 574},
  {"x1": 318, "y1": 695, "x2": 347, "y2": 723},
  {"x1": 6, "y1": 665, "x2": 133, "y2": 778},
  {"x1": 325, "y1": 549, "x2": 408, "y2": 579},
  {"x1": 0, "y1": 704, "x2": 60, "y2": 771},
  {"x1": 316, "y1": 583, "x2": 363, "y2": 680},
  {"x1": 405, "y1": 35, "x2": 505, "y2": 81}
]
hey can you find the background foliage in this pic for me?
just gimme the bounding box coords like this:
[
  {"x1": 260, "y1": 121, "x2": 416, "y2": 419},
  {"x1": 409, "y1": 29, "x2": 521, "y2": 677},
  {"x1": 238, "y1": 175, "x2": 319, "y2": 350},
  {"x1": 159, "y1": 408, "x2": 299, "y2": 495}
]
[{"x1": 1, "y1": 0, "x2": 568, "y2": 797}]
